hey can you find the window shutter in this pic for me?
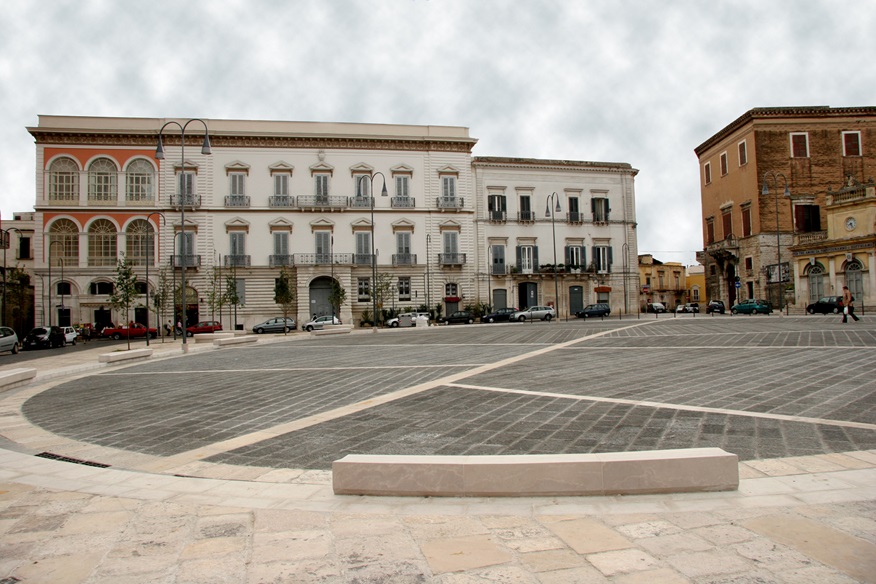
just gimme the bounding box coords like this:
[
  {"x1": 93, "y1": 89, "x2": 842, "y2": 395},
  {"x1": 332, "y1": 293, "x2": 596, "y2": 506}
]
[
  {"x1": 580, "y1": 247, "x2": 586, "y2": 269},
  {"x1": 608, "y1": 246, "x2": 613, "y2": 271},
  {"x1": 533, "y1": 246, "x2": 539, "y2": 268},
  {"x1": 564, "y1": 246, "x2": 571, "y2": 265},
  {"x1": 516, "y1": 246, "x2": 522, "y2": 270}
]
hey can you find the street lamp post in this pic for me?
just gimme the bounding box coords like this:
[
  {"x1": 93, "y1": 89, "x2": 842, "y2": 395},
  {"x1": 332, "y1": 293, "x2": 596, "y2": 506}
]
[
  {"x1": 1, "y1": 226, "x2": 22, "y2": 327},
  {"x1": 622, "y1": 242, "x2": 629, "y2": 317},
  {"x1": 366, "y1": 172, "x2": 388, "y2": 328},
  {"x1": 426, "y1": 233, "x2": 431, "y2": 316},
  {"x1": 144, "y1": 212, "x2": 165, "y2": 346},
  {"x1": 47, "y1": 240, "x2": 65, "y2": 327},
  {"x1": 761, "y1": 171, "x2": 791, "y2": 312},
  {"x1": 155, "y1": 119, "x2": 212, "y2": 349},
  {"x1": 545, "y1": 192, "x2": 562, "y2": 321}
]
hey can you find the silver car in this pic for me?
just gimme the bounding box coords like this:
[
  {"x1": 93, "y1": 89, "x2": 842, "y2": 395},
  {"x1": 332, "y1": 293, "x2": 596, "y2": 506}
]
[
  {"x1": 0, "y1": 327, "x2": 20, "y2": 355},
  {"x1": 511, "y1": 306, "x2": 556, "y2": 322},
  {"x1": 252, "y1": 317, "x2": 296, "y2": 334},
  {"x1": 303, "y1": 316, "x2": 341, "y2": 332}
]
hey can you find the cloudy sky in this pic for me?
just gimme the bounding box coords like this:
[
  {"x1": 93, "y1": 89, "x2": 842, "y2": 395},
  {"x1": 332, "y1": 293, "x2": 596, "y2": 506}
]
[{"x1": 2, "y1": 0, "x2": 873, "y2": 265}]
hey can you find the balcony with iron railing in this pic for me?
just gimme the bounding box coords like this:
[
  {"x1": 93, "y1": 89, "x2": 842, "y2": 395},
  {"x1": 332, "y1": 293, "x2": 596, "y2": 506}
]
[
  {"x1": 354, "y1": 253, "x2": 373, "y2": 266},
  {"x1": 392, "y1": 197, "x2": 415, "y2": 208},
  {"x1": 170, "y1": 194, "x2": 201, "y2": 208},
  {"x1": 437, "y1": 196, "x2": 464, "y2": 210},
  {"x1": 566, "y1": 211, "x2": 584, "y2": 224},
  {"x1": 269, "y1": 254, "x2": 294, "y2": 267},
  {"x1": 297, "y1": 195, "x2": 350, "y2": 209},
  {"x1": 293, "y1": 253, "x2": 355, "y2": 265},
  {"x1": 350, "y1": 197, "x2": 373, "y2": 209},
  {"x1": 171, "y1": 254, "x2": 202, "y2": 268},
  {"x1": 518, "y1": 210, "x2": 536, "y2": 223},
  {"x1": 224, "y1": 195, "x2": 250, "y2": 208},
  {"x1": 224, "y1": 255, "x2": 251, "y2": 268},
  {"x1": 392, "y1": 253, "x2": 417, "y2": 266},
  {"x1": 439, "y1": 253, "x2": 466, "y2": 266},
  {"x1": 269, "y1": 195, "x2": 295, "y2": 208},
  {"x1": 491, "y1": 263, "x2": 507, "y2": 276},
  {"x1": 488, "y1": 211, "x2": 506, "y2": 222}
]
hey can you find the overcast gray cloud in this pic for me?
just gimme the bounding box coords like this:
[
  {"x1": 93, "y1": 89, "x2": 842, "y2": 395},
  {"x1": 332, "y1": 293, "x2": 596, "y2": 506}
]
[{"x1": 1, "y1": 0, "x2": 873, "y2": 265}]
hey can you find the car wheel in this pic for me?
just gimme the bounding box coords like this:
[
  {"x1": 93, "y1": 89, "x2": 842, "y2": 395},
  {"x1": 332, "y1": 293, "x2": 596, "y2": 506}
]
[
  {"x1": 832, "y1": 307, "x2": 839, "y2": 314},
  {"x1": 186, "y1": 331, "x2": 193, "y2": 337},
  {"x1": 71, "y1": 338, "x2": 76, "y2": 345},
  {"x1": 12, "y1": 342, "x2": 20, "y2": 354},
  {"x1": 487, "y1": 317, "x2": 495, "y2": 323},
  {"x1": 60, "y1": 339, "x2": 66, "y2": 347},
  {"x1": 113, "y1": 333, "x2": 122, "y2": 340},
  {"x1": 518, "y1": 315, "x2": 526, "y2": 322},
  {"x1": 466, "y1": 318, "x2": 473, "y2": 324},
  {"x1": 305, "y1": 325, "x2": 314, "y2": 332},
  {"x1": 731, "y1": 309, "x2": 738, "y2": 315},
  {"x1": 544, "y1": 314, "x2": 552, "y2": 321},
  {"x1": 255, "y1": 327, "x2": 264, "y2": 334},
  {"x1": 390, "y1": 322, "x2": 399, "y2": 328}
]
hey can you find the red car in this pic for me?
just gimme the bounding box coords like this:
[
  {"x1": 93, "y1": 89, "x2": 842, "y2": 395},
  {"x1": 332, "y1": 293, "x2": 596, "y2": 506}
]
[
  {"x1": 186, "y1": 321, "x2": 223, "y2": 336},
  {"x1": 102, "y1": 323, "x2": 158, "y2": 340}
]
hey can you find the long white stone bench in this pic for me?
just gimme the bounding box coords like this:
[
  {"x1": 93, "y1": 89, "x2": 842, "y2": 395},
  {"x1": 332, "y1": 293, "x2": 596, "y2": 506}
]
[
  {"x1": 312, "y1": 325, "x2": 352, "y2": 336},
  {"x1": 213, "y1": 336, "x2": 258, "y2": 347},
  {"x1": 98, "y1": 348, "x2": 153, "y2": 363},
  {"x1": 194, "y1": 332, "x2": 234, "y2": 343},
  {"x1": 332, "y1": 448, "x2": 739, "y2": 497},
  {"x1": 0, "y1": 368, "x2": 37, "y2": 392}
]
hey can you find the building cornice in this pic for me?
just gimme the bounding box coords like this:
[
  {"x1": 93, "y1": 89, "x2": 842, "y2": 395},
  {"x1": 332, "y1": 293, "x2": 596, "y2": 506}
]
[
  {"x1": 472, "y1": 156, "x2": 638, "y2": 175},
  {"x1": 694, "y1": 105, "x2": 876, "y2": 156}
]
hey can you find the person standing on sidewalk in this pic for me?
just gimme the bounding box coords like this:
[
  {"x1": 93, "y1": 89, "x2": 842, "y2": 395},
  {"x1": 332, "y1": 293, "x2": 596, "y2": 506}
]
[{"x1": 842, "y1": 286, "x2": 860, "y2": 322}]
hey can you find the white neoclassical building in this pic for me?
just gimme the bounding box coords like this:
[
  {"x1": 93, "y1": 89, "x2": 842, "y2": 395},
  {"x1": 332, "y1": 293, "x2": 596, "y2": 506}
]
[{"x1": 26, "y1": 116, "x2": 638, "y2": 330}]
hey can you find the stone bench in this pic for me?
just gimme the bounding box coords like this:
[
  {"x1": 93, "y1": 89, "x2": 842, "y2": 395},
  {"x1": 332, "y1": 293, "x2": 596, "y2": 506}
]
[
  {"x1": 0, "y1": 368, "x2": 37, "y2": 392},
  {"x1": 98, "y1": 348, "x2": 153, "y2": 364},
  {"x1": 193, "y1": 332, "x2": 234, "y2": 343},
  {"x1": 312, "y1": 325, "x2": 352, "y2": 336},
  {"x1": 332, "y1": 448, "x2": 739, "y2": 497},
  {"x1": 213, "y1": 335, "x2": 258, "y2": 347}
]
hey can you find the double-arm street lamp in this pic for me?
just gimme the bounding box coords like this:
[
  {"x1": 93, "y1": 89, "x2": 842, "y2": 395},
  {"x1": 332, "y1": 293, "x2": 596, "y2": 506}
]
[
  {"x1": 155, "y1": 119, "x2": 212, "y2": 348},
  {"x1": 546, "y1": 192, "x2": 562, "y2": 321},
  {"x1": 1, "y1": 226, "x2": 21, "y2": 327},
  {"x1": 761, "y1": 171, "x2": 791, "y2": 312},
  {"x1": 366, "y1": 172, "x2": 388, "y2": 327},
  {"x1": 144, "y1": 212, "x2": 165, "y2": 346}
]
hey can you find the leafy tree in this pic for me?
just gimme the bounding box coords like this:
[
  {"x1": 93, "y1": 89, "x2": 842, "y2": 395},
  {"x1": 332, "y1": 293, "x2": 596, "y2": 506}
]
[
  {"x1": 373, "y1": 273, "x2": 393, "y2": 326},
  {"x1": 206, "y1": 264, "x2": 226, "y2": 326},
  {"x1": 152, "y1": 267, "x2": 171, "y2": 339},
  {"x1": 274, "y1": 267, "x2": 296, "y2": 334},
  {"x1": 224, "y1": 266, "x2": 242, "y2": 330},
  {"x1": 109, "y1": 256, "x2": 139, "y2": 350},
  {"x1": 328, "y1": 278, "x2": 346, "y2": 321},
  {"x1": 6, "y1": 264, "x2": 32, "y2": 336}
]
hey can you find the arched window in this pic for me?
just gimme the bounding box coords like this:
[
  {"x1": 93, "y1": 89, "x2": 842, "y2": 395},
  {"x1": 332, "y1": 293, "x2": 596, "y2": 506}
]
[
  {"x1": 126, "y1": 159, "x2": 154, "y2": 203},
  {"x1": 807, "y1": 264, "x2": 825, "y2": 304},
  {"x1": 126, "y1": 219, "x2": 154, "y2": 266},
  {"x1": 88, "y1": 158, "x2": 118, "y2": 203},
  {"x1": 88, "y1": 219, "x2": 118, "y2": 266},
  {"x1": 845, "y1": 260, "x2": 863, "y2": 300},
  {"x1": 49, "y1": 158, "x2": 79, "y2": 203},
  {"x1": 48, "y1": 219, "x2": 79, "y2": 265}
]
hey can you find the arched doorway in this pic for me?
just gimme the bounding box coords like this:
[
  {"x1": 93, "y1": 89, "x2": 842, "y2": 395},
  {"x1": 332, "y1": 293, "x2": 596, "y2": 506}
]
[
  {"x1": 308, "y1": 276, "x2": 333, "y2": 319},
  {"x1": 807, "y1": 263, "x2": 825, "y2": 304}
]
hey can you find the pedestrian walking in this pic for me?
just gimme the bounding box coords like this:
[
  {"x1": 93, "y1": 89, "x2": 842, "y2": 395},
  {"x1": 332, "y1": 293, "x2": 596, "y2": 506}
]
[{"x1": 841, "y1": 286, "x2": 860, "y2": 323}]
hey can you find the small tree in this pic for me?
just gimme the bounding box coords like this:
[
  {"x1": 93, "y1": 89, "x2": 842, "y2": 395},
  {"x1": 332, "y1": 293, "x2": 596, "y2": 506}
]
[
  {"x1": 224, "y1": 267, "x2": 242, "y2": 331},
  {"x1": 274, "y1": 267, "x2": 296, "y2": 334},
  {"x1": 373, "y1": 273, "x2": 393, "y2": 326},
  {"x1": 206, "y1": 264, "x2": 226, "y2": 326},
  {"x1": 6, "y1": 264, "x2": 32, "y2": 336},
  {"x1": 109, "y1": 256, "x2": 139, "y2": 350},
  {"x1": 328, "y1": 278, "x2": 346, "y2": 321},
  {"x1": 152, "y1": 267, "x2": 171, "y2": 339}
]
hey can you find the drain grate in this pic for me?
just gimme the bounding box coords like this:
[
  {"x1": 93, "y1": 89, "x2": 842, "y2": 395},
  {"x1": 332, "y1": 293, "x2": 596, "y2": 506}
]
[{"x1": 36, "y1": 452, "x2": 110, "y2": 468}]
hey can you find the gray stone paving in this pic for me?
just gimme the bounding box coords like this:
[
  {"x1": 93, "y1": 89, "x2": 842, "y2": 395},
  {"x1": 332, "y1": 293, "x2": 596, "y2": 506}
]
[{"x1": 19, "y1": 317, "x2": 876, "y2": 471}]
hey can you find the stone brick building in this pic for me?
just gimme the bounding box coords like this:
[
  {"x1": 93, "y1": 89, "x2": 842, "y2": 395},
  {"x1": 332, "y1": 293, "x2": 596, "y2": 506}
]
[{"x1": 694, "y1": 106, "x2": 876, "y2": 311}]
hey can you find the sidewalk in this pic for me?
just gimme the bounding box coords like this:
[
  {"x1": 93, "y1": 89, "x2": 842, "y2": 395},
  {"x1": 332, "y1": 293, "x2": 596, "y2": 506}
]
[{"x1": 1, "y1": 331, "x2": 875, "y2": 583}]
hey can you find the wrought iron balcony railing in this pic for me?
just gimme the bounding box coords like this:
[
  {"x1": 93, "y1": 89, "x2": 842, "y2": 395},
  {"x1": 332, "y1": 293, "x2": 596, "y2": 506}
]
[
  {"x1": 171, "y1": 254, "x2": 202, "y2": 267},
  {"x1": 297, "y1": 195, "x2": 349, "y2": 209},
  {"x1": 488, "y1": 211, "x2": 506, "y2": 222},
  {"x1": 224, "y1": 255, "x2": 251, "y2": 268},
  {"x1": 439, "y1": 253, "x2": 466, "y2": 266},
  {"x1": 392, "y1": 197, "x2": 416, "y2": 208},
  {"x1": 170, "y1": 194, "x2": 201, "y2": 208},
  {"x1": 437, "y1": 196, "x2": 464, "y2": 209},
  {"x1": 491, "y1": 264, "x2": 506, "y2": 275},
  {"x1": 518, "y1": 211, "x2": 536, "y2": 223},
  {"x1": 392, "y1": 253, "x2": 417, "y2": 265},
  {"x1": 566, "y1": 211, "x2": 584, "y2": 224},
  {"x1": 224, "y1": 195, "x2": 250, "y2": 208},
  {"x1": 354, "y1": 253, "x2": 373, "y2": 266},
  {"x1": 269, "y1": 195, "x2": 295, "y2": 208},
  {"x1": 293, "y1": 253, "x2": 355, "y2": 265},
  {"x1": 269, "y1": 254, "x2": 294, "y2": 267},
  {"x1": 350, "y1": 197, "x2": 373, "y2": 208}
]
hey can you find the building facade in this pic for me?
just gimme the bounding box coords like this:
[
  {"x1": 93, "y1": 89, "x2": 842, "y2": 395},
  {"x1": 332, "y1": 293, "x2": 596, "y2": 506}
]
[
  {"x1": 0, "y1": 212, "x2": 36, "y2": 334},
  {"x1": 637, "y1": 255, "x2": 687, "y2": 310},
  {"x1": 26, "y1": 116, "x2": 638, "y2": 330},
  {"x1": 694, "y1": 106, "x2": 876, "y2": 311}
]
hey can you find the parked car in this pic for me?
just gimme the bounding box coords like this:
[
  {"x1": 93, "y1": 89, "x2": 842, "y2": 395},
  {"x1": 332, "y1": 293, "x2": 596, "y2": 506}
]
[
  {"x1": 481, "y1": 307, "x2": 519, "y2": 323},
  {"x1": 186, "y1": 321, "x2": 223, "y2": 336},
  {"x1": 806, "y1": 296, "x2": 844, "y2": 314},
  {"x1": 676, "y1": 303, "x2": 699, "y2": 313},
  {"x1": 575, "y1": 303, "x2": 611, "y2": 318},
  {"x1": 61, "y1": 326, "x2": 79, "y2": 345},
  {"x1": 387, "y1": 312, "x2": 431, "y2": 327},
  {"x1": 23, "y1": 326, "x2": 66, "y2": 350},
  {"x1": 706, "y1": 300, "x2": 725, "y2": 314},
  {"x1": 303, "y1": 315, "x2": 341, "y2": 332},
  {"x1": 438, "y1": 310, "x2": 475, "y2": 325},
  {"x1": 646, "y1": 302, "x2": 666, "y2": 313},
  {"x1": 731, "y1": 298, "x2": 772, "y2": 315},
  {"x1": 102, "y1": 323, "x2": 158, "y2": 340},
  {"x1": 252, "y1": 317, "x2": 296, "y2": 334},
  {"x1": 511, "y1": 306, "x2": 556, "y2": 322},
  {"x1": 0, "y1": 326, "x2": 21, "y2": 355}
]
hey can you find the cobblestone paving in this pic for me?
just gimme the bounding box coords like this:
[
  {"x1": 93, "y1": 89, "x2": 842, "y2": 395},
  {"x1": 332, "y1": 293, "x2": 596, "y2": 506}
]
[{"x1": 21, "y1": 317, "x2": 876, "y2": 470}]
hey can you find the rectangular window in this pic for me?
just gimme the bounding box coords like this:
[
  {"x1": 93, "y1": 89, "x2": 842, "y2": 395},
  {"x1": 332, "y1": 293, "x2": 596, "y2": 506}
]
[
  {"x1": 791, "y1": 132, "x2": 809, "y2": 158},
  {"x1": 519, "y1": 194, "x2": 533, "y2": 221},
  {"x1": 592, "y1": 246, "x2": 612, "y2": 272},
  {"x1": 488, "y1": 194, "x2": 506, "y2": 220},
  {"x1": 355, "y1": 175, "x2": 371, "y2": 198},
  {"x1": 706, "y1": 219, "x2": 715, "y2": 244},
  {"x1": 442, "y1": 176, "x2": 456, "y2": 198},
  {"x1": 355, "y1": 232, "x2": 371, "y2": 265},
  {"x1": 744, "y1": 257, "x2": 753, "y2": 271},
  {"x1": 692, "y1": 288, "x2": 700, "y2": 302},
  {"x1": 357, "y1": 277, "x2": 370, "y2": 301},
  {"x1": 567, "y1": 196, "x2": 581, "y2": 222},
  {"x1": 738, "y1": 140, "x2": 748, "y2": 166},
  {"x1": 395, "y1": 175, "x2": 410, "y2": 197},
  {"x1": 720, "y1": 152, "x2": 728, "y2": 176},
  {"x1": 316, "y1": 231, "x2": 331, "y2": 263},
  {"x1": 230, "y1": 173, "x2": 246, "y2": 196},
  {"x1": 843, "y1": 131, "x2": 861, "y2": 157},
  {"x1": 703, "y1": 162, "x2": 712, "y2": 185},
  {"x1": 177, "y1": 232, "x2": 195, "y2": 256},
  {"x1": 396, "y1": 232, "x2": 411, "y2": 255},
  {"x1": 491, "y1": 244, "x2": 506, "y2": 275},
  {"x1": 273, "y1": 232, "x2": 288, "y2": 255},
  {"x1": 397, "y1": 277, "x2": 411, "y2": 301},
  {"x1": 722, "y1": 210, "x2": 732, "y2": 239},
  {"x1": 229, "y1": 232, "x2": 246, "y2": 256},
  {"x1": 591, "y1": 198, "x2": 610, "y2": 222},
  {"x1": 564, "y1": 245, "x2": 585, "y2": 269},
  {"x1": 517, "y1": 245, "x2": 536, "y2": 274},
  {"x1": 274, "y1": 174, "x2": 289, "y2": 196},
  {"x1": 315, "y1": 174, "x2": 329, "y2": 198},
  {"x1": 794, "y1": 204, "x2": 821, "y2": 233},
  {"x1": 741, "y1": 206, "x2": 752, "y2": 237},
  {"x1": 178, "y1": 172, "x2": 194, "y2": 196},
  {"x1": 18, "y1": 236, "x2": 31, "y2": 260}
]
